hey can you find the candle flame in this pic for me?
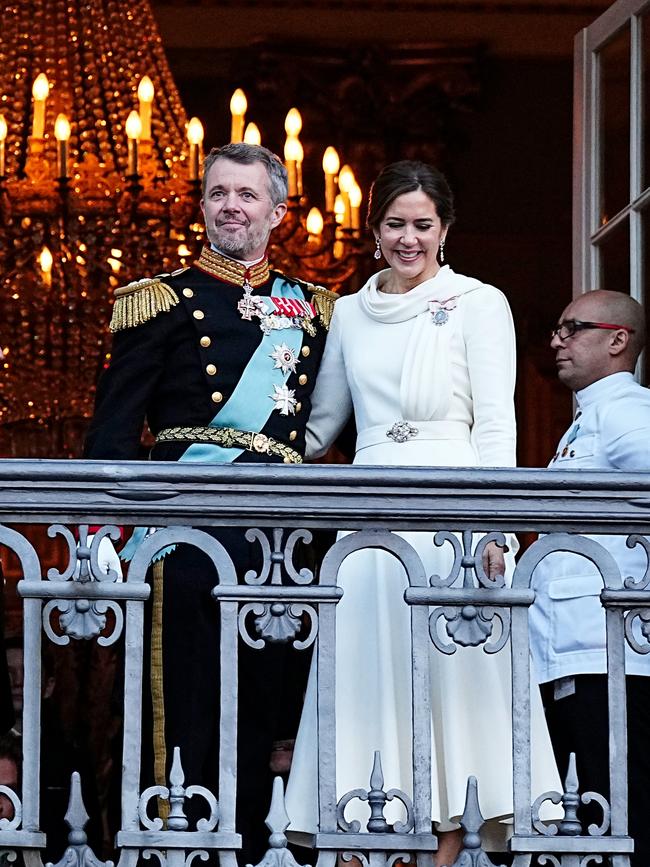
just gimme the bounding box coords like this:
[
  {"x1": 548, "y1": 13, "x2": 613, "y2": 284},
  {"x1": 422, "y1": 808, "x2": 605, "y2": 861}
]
[
  {"x1": 187, "y1": 117, "x2": 204, "y2": 145},
  {"x1": 338, "y1": 164, "x2": 355, "y2": 193},
  {"x1": 54, "y1": 113, "x2": 71, "y2": 142},
  {"x1": 284, "y1": 135, "x2": 302, "y2": 162},
  {"x1": 39, "y1": 246, "x2": 53, "y2": 274},
  {"x1": 306, "y1": 207, "x2": 324, "y2": 236},
  {"x1": 125, "y1": 110, "x2": 142, "y2": 140},
  {"x1": 284, "y1": 108, "x2": 302, "y2": 137},
  {"x1": 334, "y1": 195, "x2": 345, "y2": 224},
  {"x1": 0, "y1": 115, "x2": 6, "y2": 141},
  {"x1": 32, "y1": 73, "x2": 49, "y2": 101},
  {"x1": 230, "y1": 88, "x2": 247, "y2": 117},
  {"x1": 243, "y1": 122, "x2": 261, "y2": 145},
  {"x1": 322, "y1": 146, "x2": 340, "y2": 175},
  {"x1": 349, "y1": 182, "x2": 362, "y2": 208},
  {"x1": 137, "y1": 75, "x2": 154, "y2": 103}
]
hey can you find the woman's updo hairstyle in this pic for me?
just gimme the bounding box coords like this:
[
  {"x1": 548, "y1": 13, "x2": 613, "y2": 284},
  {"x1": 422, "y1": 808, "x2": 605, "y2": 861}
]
[{"x1": 366, "y1": 160, "x2": 456, "y2": 231}]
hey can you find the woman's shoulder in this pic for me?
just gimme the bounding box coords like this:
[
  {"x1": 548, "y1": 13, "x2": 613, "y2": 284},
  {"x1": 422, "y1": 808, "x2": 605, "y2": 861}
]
[{"x1": 455, "y1": 276, "x2": 511, "y2": 311}]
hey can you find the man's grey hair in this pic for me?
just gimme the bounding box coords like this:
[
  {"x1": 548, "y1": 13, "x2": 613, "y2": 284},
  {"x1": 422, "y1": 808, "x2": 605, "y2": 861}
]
[{"x1": 201, "y1": 143, "x2": 288, "y2": 206}]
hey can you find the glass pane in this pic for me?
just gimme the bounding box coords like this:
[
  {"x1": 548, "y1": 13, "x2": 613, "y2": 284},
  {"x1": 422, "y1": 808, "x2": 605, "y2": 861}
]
[
  {"x1": 641, "y1": 10, "x2": 650, "y2": 192},
  {"x1": 599, "y1": 24, "x2": 631, "y2": 224},
  {"x1": 598, "y1": 217, "x2": 630, "y2": 292}
]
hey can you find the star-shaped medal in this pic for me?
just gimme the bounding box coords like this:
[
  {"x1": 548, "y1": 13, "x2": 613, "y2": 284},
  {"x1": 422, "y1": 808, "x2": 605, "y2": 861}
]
[
  {"x1": 270, "y1": 343, "x2": 299, "y2": 374},
  {"x1": 270, "y1": 383, "x2": 297, "y2": 416}
]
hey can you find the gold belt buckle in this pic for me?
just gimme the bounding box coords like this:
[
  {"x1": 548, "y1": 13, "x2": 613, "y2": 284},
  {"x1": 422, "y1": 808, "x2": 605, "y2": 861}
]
[{"x1": 251, "y1": 432, "x2": 271, "y2": 454}]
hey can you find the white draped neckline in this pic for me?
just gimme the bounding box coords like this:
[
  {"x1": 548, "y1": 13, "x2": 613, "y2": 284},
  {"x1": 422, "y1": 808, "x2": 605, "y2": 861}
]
[{"x1": 357, "y1": 265, "x2": 484, "y2": 421}]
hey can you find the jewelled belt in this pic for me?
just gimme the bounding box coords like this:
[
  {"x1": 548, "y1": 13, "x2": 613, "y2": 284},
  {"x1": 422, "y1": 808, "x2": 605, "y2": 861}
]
[{"x1": 156, "y1": 426, "x2": 303, "y2": 464}]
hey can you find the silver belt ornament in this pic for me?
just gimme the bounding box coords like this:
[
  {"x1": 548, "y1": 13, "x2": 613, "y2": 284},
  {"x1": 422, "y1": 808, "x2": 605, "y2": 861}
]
[{"x1": 386, "y1": 421, "x2": 419, "y2": 443}]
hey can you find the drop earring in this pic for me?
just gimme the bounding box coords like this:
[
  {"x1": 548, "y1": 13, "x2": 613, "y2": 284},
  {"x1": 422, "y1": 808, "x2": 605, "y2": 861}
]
[
  {"x1": 439, "y1": 239, "x2": 445, "y2": 263},
  {"x1": 374, "y1": 237, "x2": 382, "y2": 260}
]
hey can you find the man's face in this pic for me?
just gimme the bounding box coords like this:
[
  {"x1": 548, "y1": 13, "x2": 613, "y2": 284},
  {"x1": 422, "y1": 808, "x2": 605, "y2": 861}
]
[
  {"x1": 201, "y1": 158, "x2": 287, "y2": 261},
  {"x1": 550, "y1": 297, "x2": 619, "y2": 391}
]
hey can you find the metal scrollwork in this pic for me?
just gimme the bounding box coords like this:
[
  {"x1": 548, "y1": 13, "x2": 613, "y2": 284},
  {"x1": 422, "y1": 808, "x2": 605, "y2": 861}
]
[
  {"x1": 427, "y1": 531, "x2": 510, "y2": 654},
  {"x1": 239, "y1": 602, "x2": 317, "y2": 649},
  {"x1": 386, "y1": 855, "x2": 412, "y2": 867},
  {"x1": 623, "y1": 607, "x2": 650, "y2": 655},
  {"x1": 43, "y1": 525, "x2": 124, "y2": 645},
  {"x1": 624, "y1": 534, "x2": 650, "y2": 590},
  {"x1": 341, "y1": 855, "x2": 369, "y2": 867},
  {"x1": 429, "y1": 531, "x2": 507, "y2": 589},
  {"x1": 532, "y1": 754, "x2": 610, "y2": 838},
  {"x1": 337, "y1": 751, "x2": 414, "y2": 835},
  {"x1": 0, "y1": 787, "x2": 22, "y2": 831},
  {"x1": 429, "y1": 606, "x2": 510, "y2": 655},
  {"x1": 138, "y1": 747, "x2": 219, "y2": 833},
  {"x1": 244, "y1": 528, "x2": 314, "y2": 586}
]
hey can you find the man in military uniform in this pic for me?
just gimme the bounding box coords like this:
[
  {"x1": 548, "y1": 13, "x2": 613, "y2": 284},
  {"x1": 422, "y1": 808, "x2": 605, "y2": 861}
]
[
  {"x1": 84, "y1": 143, "x2": 337, "y2": 862},
  {"x1": 529, "y1": 290, "x2": 650, "y2": 867}
]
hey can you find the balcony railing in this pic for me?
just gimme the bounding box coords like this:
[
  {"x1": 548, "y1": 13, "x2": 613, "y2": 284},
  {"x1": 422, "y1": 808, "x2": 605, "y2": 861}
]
[{"x1": 0, "y1": 460, "x2": 649, "y2": 867}]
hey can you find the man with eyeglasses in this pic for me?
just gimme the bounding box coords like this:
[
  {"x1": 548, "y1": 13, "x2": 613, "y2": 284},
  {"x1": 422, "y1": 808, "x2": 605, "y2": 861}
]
[{"x1": 529, "y1": 289, "x2": 650, "y2": 867}]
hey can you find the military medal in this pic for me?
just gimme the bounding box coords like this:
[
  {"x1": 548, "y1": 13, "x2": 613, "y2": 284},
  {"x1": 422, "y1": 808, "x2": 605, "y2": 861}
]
[
  {"x1": 271, "y1": 344, "x2": 299, "y2": 374},
  {"x1": 428, "y1": 296, "x2": 459, "y2": 326},
  {"x1": 270, "y1": 383, "x2": 297, "y2": 415},
  {"x1": 237, "y1": 278, "x2": 266, "y2": 321}
]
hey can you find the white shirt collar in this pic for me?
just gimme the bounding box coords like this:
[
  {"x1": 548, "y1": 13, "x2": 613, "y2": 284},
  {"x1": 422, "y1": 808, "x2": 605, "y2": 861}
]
[{"x1": 576, "y1": 371, "x2": 636, "y2": 410}]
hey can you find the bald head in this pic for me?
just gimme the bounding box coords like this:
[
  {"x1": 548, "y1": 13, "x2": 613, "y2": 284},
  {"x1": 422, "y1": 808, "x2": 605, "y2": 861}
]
[{"x1": 551, "y1": 290, "x2": 646, "y2": 392}]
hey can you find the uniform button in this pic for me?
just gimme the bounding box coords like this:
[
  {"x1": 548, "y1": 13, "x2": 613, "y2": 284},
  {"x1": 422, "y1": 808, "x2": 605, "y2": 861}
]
[
  {"x1": 570, "y1": 449, "x2": 575, "y2": 457},
  {"x1": 298, "y1": 374, "x2": 308, "y2": 385},
  {"x1": 206, "y1": 364, "x2": 217, "y2": 376},
  {"x1": 289, "y1": 430, "x2": 297, "y2": 441},
  {"x1": 211, "y1": 391, "x2": 223, "y2": 403},
  {"x1": 301, "y1": 346, "x2": 310, "y2": 357},
  {"x1": 193, "y1": 310, "x2": 205, "y2": 320},
  {"x1": 295, "y1": 402, "x2": 302, "y2": 412},
  {"x1": 183, "y1": 288, "x2": 194, "y2": 298},
  {"x1": 200, "y1": 336, "x2": 211, "y2": 347}
]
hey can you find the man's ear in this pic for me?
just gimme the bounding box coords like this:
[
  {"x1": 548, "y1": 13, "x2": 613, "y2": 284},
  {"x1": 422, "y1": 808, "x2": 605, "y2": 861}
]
[
  {"x1": 271, "y1": 201, "x2": 288, "y2": 229},
  {"x1": 609, "y1": 328, "x2": 630, "y2": 357}
]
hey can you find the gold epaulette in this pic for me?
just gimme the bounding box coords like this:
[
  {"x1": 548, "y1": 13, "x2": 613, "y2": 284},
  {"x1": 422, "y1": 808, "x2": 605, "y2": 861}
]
[
  {"x1": 110, "y1": 277, "x2": 180, "y2": 333},
  {"x1": 309, "y1": 284, "x2": 339, "y2": 331}
]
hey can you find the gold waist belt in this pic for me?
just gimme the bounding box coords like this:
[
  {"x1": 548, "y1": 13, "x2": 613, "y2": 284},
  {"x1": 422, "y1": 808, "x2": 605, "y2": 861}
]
[{"x1": 156, "y1": 425, "x2": 303, "y2": 464}]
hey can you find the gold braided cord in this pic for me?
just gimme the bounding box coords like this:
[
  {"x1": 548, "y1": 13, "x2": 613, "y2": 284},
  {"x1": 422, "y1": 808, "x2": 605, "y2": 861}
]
[
  {"x1": 110, "y1": 279, "x2": 180, "y2": 332},
  {"x1": 157, "y1": 425, "x2": 303, "y2": 463},
  {"x1": 195, "y1": 246, "x2": 270, "y2": 287},
  {"x1": 310, "y1": 285, "x2": 338, "y2": 331},
  {"x1": 151, "y1": 559, "x2": 170, "y2": 824}
]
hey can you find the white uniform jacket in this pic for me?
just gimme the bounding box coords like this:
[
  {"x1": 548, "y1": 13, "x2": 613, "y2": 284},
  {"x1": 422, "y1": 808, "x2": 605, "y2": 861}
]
[{"x1": 529, "y1": 371, "x2": 650, "y2": 683}]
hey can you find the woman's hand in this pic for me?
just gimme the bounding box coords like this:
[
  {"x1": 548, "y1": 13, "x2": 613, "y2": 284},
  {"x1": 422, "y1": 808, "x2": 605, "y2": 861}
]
[{"x1": 482, "y1": 540, "x2": 506, "y2": 581}]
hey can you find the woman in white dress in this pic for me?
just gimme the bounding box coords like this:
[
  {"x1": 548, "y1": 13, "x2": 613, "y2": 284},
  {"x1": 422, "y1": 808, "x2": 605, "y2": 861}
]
[{"x1": 285, "y1": 161, "x2": 560, "y2": 865}]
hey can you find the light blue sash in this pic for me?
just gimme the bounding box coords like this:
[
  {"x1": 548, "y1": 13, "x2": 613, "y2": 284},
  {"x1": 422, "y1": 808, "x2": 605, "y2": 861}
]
[{"x1": 120, "y1": 276, "x2": 307, "y2": 561}]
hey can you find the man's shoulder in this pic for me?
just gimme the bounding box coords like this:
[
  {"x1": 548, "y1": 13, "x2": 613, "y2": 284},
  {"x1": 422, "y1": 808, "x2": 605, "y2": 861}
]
[{"x1": 110, "y1": 267, "x2": 190, "y2": 333}]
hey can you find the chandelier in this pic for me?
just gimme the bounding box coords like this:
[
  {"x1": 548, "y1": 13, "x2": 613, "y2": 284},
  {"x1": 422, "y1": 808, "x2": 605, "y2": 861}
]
[{"x1": 0, "y1": 0, "x2": 365, "y2": 459}]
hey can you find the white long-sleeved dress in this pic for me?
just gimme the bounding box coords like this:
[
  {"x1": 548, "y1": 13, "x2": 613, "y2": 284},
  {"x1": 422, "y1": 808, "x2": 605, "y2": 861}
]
[{"x1": 285, "y1": 266, "x2": 560, "y2": 844}]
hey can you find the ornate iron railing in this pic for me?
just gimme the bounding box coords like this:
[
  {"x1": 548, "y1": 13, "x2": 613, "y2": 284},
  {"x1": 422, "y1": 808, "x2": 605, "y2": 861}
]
[{"x1": 0, "y1": 460, "x2": 649, "y2": 867}]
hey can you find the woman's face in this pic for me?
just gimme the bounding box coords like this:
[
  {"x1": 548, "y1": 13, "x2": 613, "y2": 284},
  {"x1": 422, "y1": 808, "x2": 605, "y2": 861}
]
[{"x1": 377, "y1": 190, "x2": 447, "y2": 291}]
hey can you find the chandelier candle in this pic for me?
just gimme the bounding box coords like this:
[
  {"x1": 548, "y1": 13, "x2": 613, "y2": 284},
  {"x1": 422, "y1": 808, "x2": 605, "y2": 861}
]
[
  {"x1": 137, "y1": 75, "x2": 154, "y2": 141},
  {"x1": 31, "y1": 73, "x2": 48, "y2": 140},
  {"x1": 54, "y1": 114, "x2": 70, "y2": 180}
]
